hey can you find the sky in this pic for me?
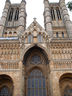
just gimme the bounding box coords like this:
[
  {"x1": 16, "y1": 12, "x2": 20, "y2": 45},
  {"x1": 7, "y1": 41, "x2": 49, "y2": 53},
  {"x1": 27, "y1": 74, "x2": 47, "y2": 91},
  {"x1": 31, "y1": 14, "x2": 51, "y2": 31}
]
[{"x1": 0, "y1": 0, "x2": 72, "y2": 28}]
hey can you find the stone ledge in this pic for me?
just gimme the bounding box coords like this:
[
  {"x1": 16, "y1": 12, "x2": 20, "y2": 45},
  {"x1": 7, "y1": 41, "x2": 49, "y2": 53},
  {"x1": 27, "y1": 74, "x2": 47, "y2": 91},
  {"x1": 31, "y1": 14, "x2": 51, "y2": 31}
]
[
  {"x1": 0, "y1": 69, "x2": 20, "y2": 72},
  {"x1": 52, "y1": 68, "x2": 72, "y2": 71}
]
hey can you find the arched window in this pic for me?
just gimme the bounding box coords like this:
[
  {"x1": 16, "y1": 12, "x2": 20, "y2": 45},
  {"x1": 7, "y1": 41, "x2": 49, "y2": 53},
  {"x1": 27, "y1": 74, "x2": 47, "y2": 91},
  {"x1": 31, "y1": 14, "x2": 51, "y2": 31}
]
[
  {"x1": 27, "y1": 69, "x2": 46, "y2": 96},
  {"x1": 14, "y1": 32, "x2": 17, "y2": 34},
  {"x1": 9, "y1": 32, "x2": 12, "y2": 37},
  {"x1": 9, "y1": 32, "x2": 12, "y2": 34},
  {"x1": 14, "y1": 8, "x2": 19, "y2": 21},
  {"x1": 56, "y1": 7, "x2": 61, "y2": 20},
  {"x1": 62, "y1": 32, "x2": 64, "y2": 38},
  {"x1": 8, "y1": 8, "x2": 14, "y2": 21},
  {"x1": 37, "y1": 34, "x2": 43, "y2": 43},
  {"x1": 64, "y1": 85, "x2": 72, "y2": 96},
  {"x1": 31, "y1": 55, "x2": 41, "y2": 64},
  {"x1": 28, "y1": 34, "x2": 33, "y2": 43},
  {"x1": 56, "y1": 32, "x2": 58, "y2": 38},
  {"x1": 4, "y1": 32, "x2": 7, "y2": 37},
  {"x1": 0, "y1": 86, "x2": 10, "y2": 96},
  {"x1": 13, "y1": 32, "x2": 17, "y2": 36},
  {"x1": 51, "y1": 7, "x2": 55, "y2": 20}
]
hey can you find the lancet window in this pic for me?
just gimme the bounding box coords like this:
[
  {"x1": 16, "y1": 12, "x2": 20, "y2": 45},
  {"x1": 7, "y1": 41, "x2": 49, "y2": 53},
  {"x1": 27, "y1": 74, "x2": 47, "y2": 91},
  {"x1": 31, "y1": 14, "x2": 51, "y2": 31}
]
[
  {"x1": 51, "y1": 7, "x2": 55, "y2": 20},
  {"x1": 56, "y1": 7, "x2": 61, "y2": 20},
  {"x1": 27, "y1": 69, "x2": 46, "y2": 96},
  {"x1": 8, "y1": 8, "x2": 14, "y2": 21},
  {"x1": 14, "y1": 8, "x2": 19, "y2": 21}
]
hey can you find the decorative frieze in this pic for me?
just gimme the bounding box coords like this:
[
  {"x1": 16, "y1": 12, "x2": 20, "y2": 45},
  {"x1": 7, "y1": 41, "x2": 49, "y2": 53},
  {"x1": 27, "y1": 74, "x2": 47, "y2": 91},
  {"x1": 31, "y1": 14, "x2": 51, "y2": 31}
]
[
  {"x1": 0, "y1": 62, "x2": 19, "y2": 69},
  {"x1": 50, "y1": 40, "x2": 72, "y2": 48},
  {"x1": 0, "y1": 42, "x2": 20, "y2": 60},
  {"x1": 51, "y1": 48, "x2": 72, "y2": 60},
  {"x1": 53, "y1": 60, "x2": 72, "y2": 69}
]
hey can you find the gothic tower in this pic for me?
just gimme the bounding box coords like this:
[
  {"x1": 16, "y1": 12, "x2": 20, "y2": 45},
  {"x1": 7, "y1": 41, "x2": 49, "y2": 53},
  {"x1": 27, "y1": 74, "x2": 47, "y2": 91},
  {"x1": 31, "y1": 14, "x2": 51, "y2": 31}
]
[
  {"x1": 59, "y1": 0, "x2": 72, "y2": 38},
  {"x1": 0, "y1": 0, "x2": 27, "y2": 37},
  {"x1": 44, "y1": 0, "x2": 72, "y2": 38}
]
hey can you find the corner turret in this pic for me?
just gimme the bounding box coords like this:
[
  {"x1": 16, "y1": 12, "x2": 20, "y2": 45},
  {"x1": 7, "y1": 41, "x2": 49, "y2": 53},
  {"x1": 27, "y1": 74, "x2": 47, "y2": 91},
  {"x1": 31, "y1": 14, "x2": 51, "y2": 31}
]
[{"x1": 44, "y1": 0, "x2": 53, "y2": 38}]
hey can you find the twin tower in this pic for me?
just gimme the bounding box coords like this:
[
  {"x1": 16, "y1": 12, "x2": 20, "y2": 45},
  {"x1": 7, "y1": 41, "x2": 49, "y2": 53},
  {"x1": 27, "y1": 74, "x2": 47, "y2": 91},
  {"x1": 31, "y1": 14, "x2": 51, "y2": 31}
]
[{"x1": 0, "y1": 0, "x2": 72, "y2": 38}]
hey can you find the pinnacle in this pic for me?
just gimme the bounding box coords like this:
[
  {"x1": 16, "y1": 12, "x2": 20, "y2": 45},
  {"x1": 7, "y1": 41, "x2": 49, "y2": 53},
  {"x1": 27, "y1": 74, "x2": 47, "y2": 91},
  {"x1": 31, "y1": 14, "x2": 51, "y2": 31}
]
[
  {"x1": 33, "y1": 18, "x2": 37, "y2": 21},
  {"x1": 6, "y1": 0, "x2": 10, "y2": 2},
  {"x1": 44, "y1": 0, "x2": 49, "y2": 3}
]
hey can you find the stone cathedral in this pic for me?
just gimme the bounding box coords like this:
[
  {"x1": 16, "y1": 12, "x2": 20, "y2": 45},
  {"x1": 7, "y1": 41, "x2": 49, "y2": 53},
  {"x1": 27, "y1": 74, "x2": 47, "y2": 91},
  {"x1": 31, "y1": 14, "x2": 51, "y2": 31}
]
[{"x1": 0, "y1": 0, "x2": 72, "y2": 96}]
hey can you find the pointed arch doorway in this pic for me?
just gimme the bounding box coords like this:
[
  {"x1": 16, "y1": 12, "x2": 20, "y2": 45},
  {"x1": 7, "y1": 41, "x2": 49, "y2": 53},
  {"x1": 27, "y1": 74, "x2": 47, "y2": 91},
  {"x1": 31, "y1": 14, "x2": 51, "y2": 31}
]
[{"x1": 23, "y1": 46, "x2": 50, "y2": 96}]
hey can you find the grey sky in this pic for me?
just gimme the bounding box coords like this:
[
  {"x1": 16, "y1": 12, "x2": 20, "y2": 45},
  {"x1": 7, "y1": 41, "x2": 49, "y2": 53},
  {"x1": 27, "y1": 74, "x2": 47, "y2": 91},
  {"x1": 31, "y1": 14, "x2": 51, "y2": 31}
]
[{"x1": 0, "y1": 0, "x2": 72, "y2": 27}]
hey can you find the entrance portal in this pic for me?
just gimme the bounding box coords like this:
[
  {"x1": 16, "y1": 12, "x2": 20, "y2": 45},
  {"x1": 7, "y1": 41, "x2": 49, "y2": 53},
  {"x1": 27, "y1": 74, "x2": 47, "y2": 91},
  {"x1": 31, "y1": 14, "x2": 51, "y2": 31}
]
[{"x1": 23, "y1": 46, "x2": 49, "y2": 96}]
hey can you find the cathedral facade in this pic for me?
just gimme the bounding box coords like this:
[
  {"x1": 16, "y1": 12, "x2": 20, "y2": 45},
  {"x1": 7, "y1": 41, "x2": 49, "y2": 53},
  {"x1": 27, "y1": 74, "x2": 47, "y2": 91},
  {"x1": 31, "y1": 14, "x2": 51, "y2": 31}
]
[{"x1": 0, "y1": 0, "x2": 72, "y2": 96}]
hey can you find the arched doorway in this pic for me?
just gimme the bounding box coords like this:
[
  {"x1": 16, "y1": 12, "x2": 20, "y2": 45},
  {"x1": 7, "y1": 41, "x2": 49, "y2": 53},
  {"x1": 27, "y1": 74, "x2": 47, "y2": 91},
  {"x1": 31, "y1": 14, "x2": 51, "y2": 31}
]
[
  {"x1": 23, "y1": 46, "x2": 49, "y2": 96},
  {"x1": 0, "y1": 75, "x2": 14, "y2": 96},
  {"x1": 59, "y1": 73, "x2": 72, "y2": 96},
  {"x1": 23, "y1": 46, "x2": 48, "y2": 65}
]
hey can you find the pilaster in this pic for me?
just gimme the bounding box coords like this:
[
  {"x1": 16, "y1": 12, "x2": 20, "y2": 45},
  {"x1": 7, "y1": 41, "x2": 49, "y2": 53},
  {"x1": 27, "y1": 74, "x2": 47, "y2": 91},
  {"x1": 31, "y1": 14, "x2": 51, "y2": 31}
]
[
  {"x1": 19, "y1": 61, "x2": 25, "y2": 96},
  {"x1": 44, "y1": 0, "x2": 53, "y2": 38},
  {"x1": 50, "y1": 71, "x2": 61, "y2": 96}
]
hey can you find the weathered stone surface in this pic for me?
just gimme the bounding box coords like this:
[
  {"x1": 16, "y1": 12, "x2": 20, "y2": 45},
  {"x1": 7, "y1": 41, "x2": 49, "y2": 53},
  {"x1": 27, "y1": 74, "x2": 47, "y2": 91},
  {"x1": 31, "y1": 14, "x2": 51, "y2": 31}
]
[{"x1": 0, "y1": 0, "x2": 72, "y2": 96}]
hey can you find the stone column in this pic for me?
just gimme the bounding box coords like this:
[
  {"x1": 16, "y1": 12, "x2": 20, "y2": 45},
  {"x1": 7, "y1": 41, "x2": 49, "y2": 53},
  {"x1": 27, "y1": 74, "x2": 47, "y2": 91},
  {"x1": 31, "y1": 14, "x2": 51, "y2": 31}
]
[
  {"x1": 0, "y1": 0, "x2": 11, "y2": 37},
  {"x1": 59, "y1": 0, "x2": 72, "y2": 38},
  {"x1": 50, "y1": 71, "x2": 61, "y2": 96},
  {"x1": 13, "y1": 74, "x2": 21, "y2": 96},
  {"x1": 12, "y1": 61, "x2": 24, "y2": 96},
  {"x1": 18, "y1": 0, "x2": 27, "y2": 35},
  {"x1": 44, "y1": 0, "x2": 53, "y2": 38},
  {"x1": 19, "y1": 61, "x2": 25, "y2": 96}
]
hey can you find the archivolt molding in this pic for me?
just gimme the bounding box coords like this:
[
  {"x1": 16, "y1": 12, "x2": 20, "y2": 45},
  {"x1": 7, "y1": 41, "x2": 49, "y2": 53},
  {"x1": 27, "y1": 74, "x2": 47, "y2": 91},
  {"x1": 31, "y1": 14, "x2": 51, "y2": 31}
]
[
  {"x1": 51, "y1": 72, "x2": 72, "y2": 84},
  {"x1": 26, "y1": 66, "x2": 45, "y2": 77},
  {"x1": 0, "y1": 74, "x2": 14, "y2": 84},
  {"x1": 20, "y1": 43, "x2": 50, "y2": 61},
  {"x1": 60, "y1": 75, "x2": 72, "y2": 88}
]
